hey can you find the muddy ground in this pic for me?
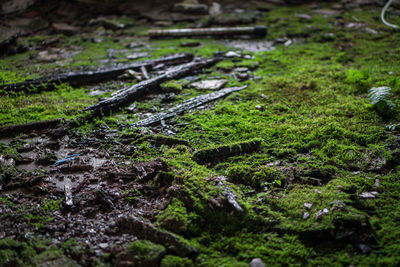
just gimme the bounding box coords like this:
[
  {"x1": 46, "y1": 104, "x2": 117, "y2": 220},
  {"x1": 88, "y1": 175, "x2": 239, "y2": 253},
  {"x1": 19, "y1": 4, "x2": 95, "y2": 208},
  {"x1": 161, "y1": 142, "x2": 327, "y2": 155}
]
[{"x1": 1, "y1": 0, "x2": 400, "y2": 266}]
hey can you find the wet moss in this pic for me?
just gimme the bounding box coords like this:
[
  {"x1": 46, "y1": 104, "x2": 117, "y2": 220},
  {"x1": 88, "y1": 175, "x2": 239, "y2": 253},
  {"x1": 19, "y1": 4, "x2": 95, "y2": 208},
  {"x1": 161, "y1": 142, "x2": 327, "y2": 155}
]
[{"x1": 157, "y1": 198, "x2": 198, "y2": 234}]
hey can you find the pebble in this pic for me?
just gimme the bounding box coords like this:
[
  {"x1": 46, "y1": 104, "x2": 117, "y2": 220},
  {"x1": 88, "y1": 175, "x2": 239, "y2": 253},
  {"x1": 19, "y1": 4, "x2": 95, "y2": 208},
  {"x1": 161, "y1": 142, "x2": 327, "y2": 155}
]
[
  {"x1": 304, "y1": 203, "x2": 313, "y2": 210},
  {"x1": 315, "y1": 208, "x2": 329, "y2": 220},
  {"x1": 303, "y1": 212, "x2": 310, "y2": 220},
  {"x1": 190, "y1": 79, "x2": 227, "y2": 90},
  {"x1": 359, "y1": 191, "x2": 378, "y2": 199},
  {"x1": 225, "y1": 51, "x2": 241, "y2": 58}
]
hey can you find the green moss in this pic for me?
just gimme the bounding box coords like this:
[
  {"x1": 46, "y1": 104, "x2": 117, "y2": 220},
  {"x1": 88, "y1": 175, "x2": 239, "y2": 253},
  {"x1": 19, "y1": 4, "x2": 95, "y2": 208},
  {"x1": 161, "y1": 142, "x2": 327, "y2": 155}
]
[
  {"x1": 161, "y1": 79, "x2": 191, "y2": 93},
  {"x1": 192, "y1": 139, "x2": 262, "y2": 164},
  {"x1": 117, "y1": 240, "x2": 166, "y2": 266},
  {"x1": 216, "y1": 61, "x2": 235, "y2": 71},
  {"x1": 0, "y1": 83, "x2": 95, "y2": 125},
  {"x1": 161, "y1": 255, "x2": 194, "y2": 267},
  {"x1": 157, "y1": 198, "x2": 198, "y2": 234}
]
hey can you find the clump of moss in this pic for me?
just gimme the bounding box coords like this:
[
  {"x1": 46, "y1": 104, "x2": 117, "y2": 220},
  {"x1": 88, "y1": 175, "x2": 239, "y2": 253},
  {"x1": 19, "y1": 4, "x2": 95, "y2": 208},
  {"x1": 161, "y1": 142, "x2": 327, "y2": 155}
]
[
  {"x1": 157, "y1": 198, "x2": 198, "y2": 234},
  {"x1": 116, "y1": 240, "x2": 166, "y2": 267},
  {"x1": 161, "y1": 255, "x2": 194, "y2": 267},
  {"x1": 227, "y1": 164, "x2": 285, "y2": 188},
  {"x1": 161, "y1": 79, "x2": 189, "y2": 92},
  {"x1": 193, "y1": 139, "x2": 262, "y2": 164}
]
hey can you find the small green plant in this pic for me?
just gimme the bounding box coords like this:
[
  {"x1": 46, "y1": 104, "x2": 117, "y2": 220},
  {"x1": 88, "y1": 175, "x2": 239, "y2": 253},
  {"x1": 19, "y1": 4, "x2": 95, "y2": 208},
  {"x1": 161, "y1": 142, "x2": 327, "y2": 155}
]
[{"x1": 368, "y1": 86, "x2": 396, "y2": 117}]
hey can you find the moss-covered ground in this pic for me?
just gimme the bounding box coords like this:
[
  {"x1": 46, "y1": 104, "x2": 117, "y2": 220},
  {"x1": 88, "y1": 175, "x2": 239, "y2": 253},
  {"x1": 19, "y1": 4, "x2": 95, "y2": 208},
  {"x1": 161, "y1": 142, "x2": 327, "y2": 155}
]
[{"x1": 1, "y1": 3, "x2": 400, "y2": 266}]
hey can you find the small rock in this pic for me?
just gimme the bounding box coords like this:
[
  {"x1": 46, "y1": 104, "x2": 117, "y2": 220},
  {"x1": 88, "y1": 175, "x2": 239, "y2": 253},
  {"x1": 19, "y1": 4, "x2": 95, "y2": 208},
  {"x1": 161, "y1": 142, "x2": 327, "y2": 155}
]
[
  {"x1": 304, "y1": 203, "x2": 312, "y2": 210},
  {"x1": 250, "y1": 258, "x2": 266, "y2": 267},
  {"x1": 345, "y1": 22, "x2": 365, "y2": 29},
  {"x1": 303, "y1": 212, "x2": 310, "y2": 220},
  {"x1": 357, "y1": 244, "x2": 371, "y2": 254},
  {"x1": 275, "y1": 37, "x2": 288, "y2": 44},
  {"x1": 295, "y1": 14, "x2": 312, "y2": 20},
  {"x1": 255, "y1": 105, "x2": 264, "y2": 111},
  {"x1": 359, "y1": 191, "x2": 378, "y2": 199},
  {"x1": 126, "y1": 103, "x2": 137, "y2": 113},
  {"x1": 365, "y1": 27, "x2": 378, "y2": 35},
  {"x1": 52, "y1": 23, "x2": 79, "y2": 36},
  {"x1": 225, "y1": 51, "x2": 241, "y2": 58},
  {"x1": 315, "y1": 208, "x2": 329, "y2": 220},
  {"x1": 190, "y1": 79, "x2": 227, "y2": 90},
  {"x1": 284, "y1": 39, "x2": 293, "y2": 47},
  {"x1": 236, "y1": 72, "x2": 249, "y2": 81},
  {"x1": 88, "y1": 89, "x2": 107, "y2": 96},
  {"x1": 99, "y1": 243, "x2": 109, "y2": 249},
  {"x1": 235, "y1": 67, "x2": 248, "y2": 73},
  {"x1": 314, "y1": 189, "x2": 322, "y2": 194}
]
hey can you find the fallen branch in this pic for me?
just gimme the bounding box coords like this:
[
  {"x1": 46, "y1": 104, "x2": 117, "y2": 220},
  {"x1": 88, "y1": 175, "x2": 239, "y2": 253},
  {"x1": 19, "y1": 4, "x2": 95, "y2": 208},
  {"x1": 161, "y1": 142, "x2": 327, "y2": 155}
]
[
  {"x1": 193, "y1": 138, "x2": 261, "y2": 164},
  {"x1": 132, "y1": 85, "x2": 247, "y2": 127},
  {"x1": 84, "y1": 57, "x2": 221, "y2": 116},
  {"x1": 0, "y1": 118, "x2": 64, "y2": 137},
  {"x1": 0, "y1": 54, "x2": 194, "y2": 93}
]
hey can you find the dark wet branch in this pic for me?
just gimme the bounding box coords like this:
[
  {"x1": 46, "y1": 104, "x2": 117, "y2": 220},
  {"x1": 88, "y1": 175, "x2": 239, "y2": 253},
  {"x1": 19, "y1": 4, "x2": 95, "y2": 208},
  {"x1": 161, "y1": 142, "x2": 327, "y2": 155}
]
[
  {"x1": 0, "y1": 53, "x2": 194, "y2": 93},
  {"x1": 131, "y1": 85, "x2": 247, "y2": 127},
  {"x1": 84, "y1": 57, "x2": 221, "y2": 116}
]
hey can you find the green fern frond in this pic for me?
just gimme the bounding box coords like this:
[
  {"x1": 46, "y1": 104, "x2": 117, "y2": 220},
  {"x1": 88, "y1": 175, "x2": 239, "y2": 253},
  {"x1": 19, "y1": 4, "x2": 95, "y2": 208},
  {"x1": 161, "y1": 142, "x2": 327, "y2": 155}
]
[{"x1": 368, "y1": 86, "x2": 395, "y2": 117}]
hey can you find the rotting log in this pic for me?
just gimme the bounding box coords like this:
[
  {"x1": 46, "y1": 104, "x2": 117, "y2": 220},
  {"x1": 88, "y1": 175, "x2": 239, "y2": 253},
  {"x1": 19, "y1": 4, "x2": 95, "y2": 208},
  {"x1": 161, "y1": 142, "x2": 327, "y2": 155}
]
[
  {"x1": 117, "y1": 214, "x2": 198, "y2": 257},
  {"x1": 192, "y1": 138, "x2": 262, "y2": 164},
  {"x1": 0, "y1": 118, "x2": 64, "y2": 137},
  {"x1": 131, "y1": 85, "x2": 247, "y2": 127},
  {"x1": 0, "y1": 54, "x2": 194, "y2": 93},
  {"x1": 84, "y1": 57, "x2": 221, "y2": 116}
]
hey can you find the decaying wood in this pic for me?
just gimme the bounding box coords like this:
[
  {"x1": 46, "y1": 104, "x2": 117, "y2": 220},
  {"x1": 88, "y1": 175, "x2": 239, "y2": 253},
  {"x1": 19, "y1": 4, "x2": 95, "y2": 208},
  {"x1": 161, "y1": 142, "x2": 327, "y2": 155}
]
[
  {"x1": 118, "y1": 214, "x2": 198, "y2": 256},
  {"x1": 132, "y1": 85, "x2": 247, "y2": 127},
  {"x1": 0, "y1": 54, "x2": 194, "y2": 92},
  {"x1": 193, "y1": 138, "x2": 261, "y2": 164},
  {"x1": 84, "y1": 57, "x2": 221, "y2": 116},
  {"x1": 0, "y1": 118, "x2": 63, "y2": 137}
]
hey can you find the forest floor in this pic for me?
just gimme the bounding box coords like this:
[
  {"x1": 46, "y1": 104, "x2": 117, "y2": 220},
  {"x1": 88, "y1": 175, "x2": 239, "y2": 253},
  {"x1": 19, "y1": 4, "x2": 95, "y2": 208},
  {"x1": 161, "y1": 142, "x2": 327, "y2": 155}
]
[{"x1": 1, "y1": 1, "x2": 400, "y2": 266}]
